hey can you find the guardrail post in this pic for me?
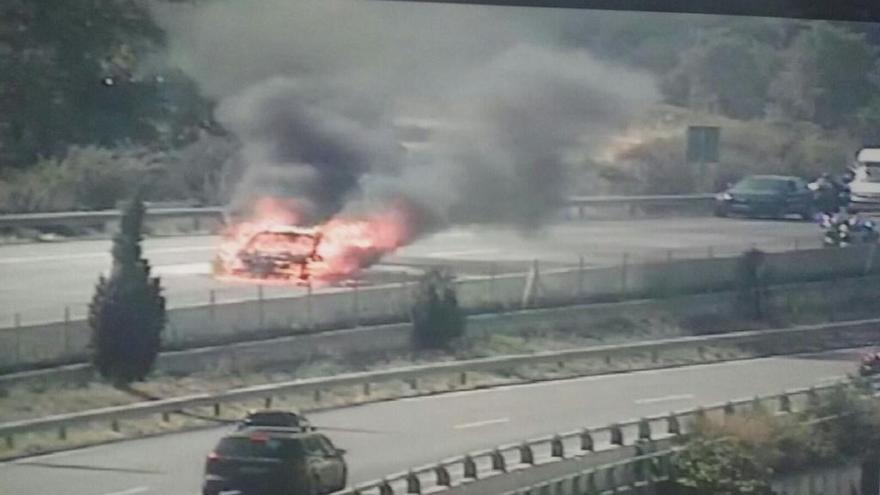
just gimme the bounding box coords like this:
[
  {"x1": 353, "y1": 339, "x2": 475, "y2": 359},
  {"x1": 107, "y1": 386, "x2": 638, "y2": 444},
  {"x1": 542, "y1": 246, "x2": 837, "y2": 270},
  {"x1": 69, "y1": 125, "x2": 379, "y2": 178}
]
[
  {"x1": 621, "y1": 253, "x2": 629, "y2": 295},
  {"x1": 5, "y1": 435, "x2": 13, "y2": 449},
  {"x1": 519, "y1": 442, "x2": 535, "y2": 465},
  {"x1": 667, "y1": 414, "x2": 681, "y2": 435},
  {"x1": 807, "y1": 387, "x2": 821, "y2": 408},
  {"x1": 213, "y1": 403, "x2": 221, "y2": 417},
  {"x1": 378, "y1": 479, "x2": 393, "y2": 495},
  {"x1": 408, "y1": 378, "x2": 418, "y2": 391},
  {"x1": 459, "y1": 372, "x2": 467, "y2": 386},
  {"x1": 551, "y1": 435, "x2": 564, "y2": 457},
  {"x1": 111, "y1": 420, "x2": 120, "y2": 433},
  {"x1": 463, "y1": 454, "x2": 478, "y2": 479},
  {"x1": 406, "y1": 470, "x2": 421, "y2": 494},
  {"x1": 751, "y1": 396, "x2": 766, "y2": 414},
  {"x1": 723, "y1": 402, "x2": 736, "y2": 417},
  {"x1": 491, "y1": 449, "x2": 507, "y2": 472},
  {"x1": 434, "y1": 465, "x2": 451, "y2": 487},
  {"x1": 58, "y1": 426, "x2": 66, "y2": 440},
  {"x1": 779, "y1": 394, "x2": 792, "y2": 413},
  {"x1": 638, "y1": 418, "x2": 651, "y2": 441},
  {"x1": 651, "y1": 349, "x2": 659, "y2": 364},
  {"x1": 610, "y1": 423, "x2": 624, "y2": 445},
  {"x1": 313, "y1": 389, "x2": 322, "y2": 403},
  {"x1": 362, "y1": 382, "x2": 371, "y2": 397},
  {"x1": 162, "y1": 412, "x2": 170, "y2": 422},
  {"x1": 580, "y1": 429, "x2": 594, "y2": 451},
  {"x1": 264, "y1": 396, "x2": 273, "y2": 409}
]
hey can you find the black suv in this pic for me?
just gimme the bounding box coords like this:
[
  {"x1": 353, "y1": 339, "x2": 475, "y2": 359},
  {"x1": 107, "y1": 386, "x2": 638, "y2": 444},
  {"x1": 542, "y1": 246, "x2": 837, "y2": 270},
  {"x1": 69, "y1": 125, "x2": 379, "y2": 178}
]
[{"x1": 203, "y1": 428, "x2": 347, "y2": 495}]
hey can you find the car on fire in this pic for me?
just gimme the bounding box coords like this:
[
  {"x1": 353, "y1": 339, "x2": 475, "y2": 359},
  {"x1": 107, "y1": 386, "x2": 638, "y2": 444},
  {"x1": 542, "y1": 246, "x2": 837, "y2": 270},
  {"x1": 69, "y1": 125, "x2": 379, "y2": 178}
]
[
  {"x1": 203, "y1": 428, "x2": 348, "y2": 495},
  {"x1": 223, "y1": 225, "x2": 324, "y2": 282}
]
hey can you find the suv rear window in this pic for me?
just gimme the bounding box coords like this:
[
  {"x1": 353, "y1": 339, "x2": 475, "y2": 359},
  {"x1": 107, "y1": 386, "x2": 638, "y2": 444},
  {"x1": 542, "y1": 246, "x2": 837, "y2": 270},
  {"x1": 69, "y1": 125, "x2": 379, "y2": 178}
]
[
  {"x1": 216, "y1": 437, "x2": 306, "y2": 459},
  {"x1": 244, "y1": 412, "x2": 303, "y2": 427}
]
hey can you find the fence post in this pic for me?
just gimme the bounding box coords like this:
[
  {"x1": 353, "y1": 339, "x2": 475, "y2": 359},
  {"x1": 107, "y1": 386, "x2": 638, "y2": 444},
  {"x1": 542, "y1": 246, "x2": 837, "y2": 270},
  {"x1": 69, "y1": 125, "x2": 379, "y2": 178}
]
[
  {"x1": 264, "y1": 396, "x2": 273, "y2": 409},
  {"x1": 353, "y1": 283, "x2": 360, "y2": 327},
  {"x1": 378, "y1": 479, "x2": 393, "y2": 495},
  {"x1": 306, "y1": 283, "x2": 314, "y2": 330},
  {"x1": 257, "y1": 285, "x2": 265, "y2": 329},
  {"x1": 578, "y1": 255, "x2": 585, "y2": 300},
  {"x1": 209, "y1": 289, "x2": 216, "y2": 323},
  {"x1": 63, "y1": 305, "x2": 71, "y2": 355},
  {"x1": 723, "y1": 402, "x2": 736, "y2": 416},
  {"x1": 459, "y1": 372, "x2": 467, "y2": 386}
]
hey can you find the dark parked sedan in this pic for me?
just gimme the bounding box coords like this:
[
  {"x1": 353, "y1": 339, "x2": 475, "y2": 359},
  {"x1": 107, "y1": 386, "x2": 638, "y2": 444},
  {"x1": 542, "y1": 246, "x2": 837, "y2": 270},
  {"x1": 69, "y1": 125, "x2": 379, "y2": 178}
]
[{"x1": 715, "y1": 175, "x2": 815, "y2": 220}]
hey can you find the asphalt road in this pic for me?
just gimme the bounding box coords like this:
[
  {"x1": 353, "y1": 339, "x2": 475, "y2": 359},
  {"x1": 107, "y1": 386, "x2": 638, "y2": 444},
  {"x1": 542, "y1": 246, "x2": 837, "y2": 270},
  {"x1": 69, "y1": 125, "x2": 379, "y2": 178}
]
[
  {"x1": 0, "y1": 217, "x2": 821, "y2": 327},
  {"x1": 0, "y1": 349, "x2": 862, "y2": 495}
]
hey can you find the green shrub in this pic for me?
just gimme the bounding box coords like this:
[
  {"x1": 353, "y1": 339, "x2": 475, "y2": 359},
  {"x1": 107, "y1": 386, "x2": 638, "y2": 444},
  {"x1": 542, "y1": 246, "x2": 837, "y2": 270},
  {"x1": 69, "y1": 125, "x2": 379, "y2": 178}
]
[
  {"x1": 672, "y1": 437, "x2": 773, "y2": 495},
  {"x1": 89, "y1": 193, "x2": 166, "y2": 384},
  {"x1": 411, "y1": 268, "x2": 465, "y2": 350}
]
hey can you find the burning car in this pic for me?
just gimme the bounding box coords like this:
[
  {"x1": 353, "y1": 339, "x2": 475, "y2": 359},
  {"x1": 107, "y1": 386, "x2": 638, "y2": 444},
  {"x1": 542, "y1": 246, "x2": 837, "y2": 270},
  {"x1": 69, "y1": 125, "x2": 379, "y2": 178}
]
[{"x1": 217, "y1": 225, "x2": 325, "y2": 282}]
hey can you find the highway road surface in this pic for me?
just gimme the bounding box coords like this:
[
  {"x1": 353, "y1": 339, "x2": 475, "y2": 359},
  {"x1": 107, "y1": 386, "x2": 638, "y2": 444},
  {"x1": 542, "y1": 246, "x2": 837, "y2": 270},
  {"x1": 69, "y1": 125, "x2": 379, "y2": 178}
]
[
  {"x1": 0, "y1": 349, "x2": 861, "y2": 495},
  {"x1": 0, "y1": 217, "x2": 821, "y2": 327}
]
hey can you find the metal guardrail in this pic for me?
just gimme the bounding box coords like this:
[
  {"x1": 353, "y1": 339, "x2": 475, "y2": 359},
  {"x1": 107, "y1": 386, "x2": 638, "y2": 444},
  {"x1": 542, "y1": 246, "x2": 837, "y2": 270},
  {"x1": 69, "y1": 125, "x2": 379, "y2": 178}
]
[
  {"x1": 0, "y1": 317, "x2": 876, "y2": 450},
  {"x1": 0, "y1": 195, "x2": 714, "y2": 229},
  {"x1": 337, "y1": 379, "x2": 861, "y2": 495}
]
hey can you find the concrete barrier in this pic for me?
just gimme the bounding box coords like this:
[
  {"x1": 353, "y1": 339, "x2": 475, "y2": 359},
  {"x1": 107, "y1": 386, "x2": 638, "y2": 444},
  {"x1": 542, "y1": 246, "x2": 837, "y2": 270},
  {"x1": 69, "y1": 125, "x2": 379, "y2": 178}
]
[{"x1": 4, "y1": 245, "x2": 878, "y2": 370}]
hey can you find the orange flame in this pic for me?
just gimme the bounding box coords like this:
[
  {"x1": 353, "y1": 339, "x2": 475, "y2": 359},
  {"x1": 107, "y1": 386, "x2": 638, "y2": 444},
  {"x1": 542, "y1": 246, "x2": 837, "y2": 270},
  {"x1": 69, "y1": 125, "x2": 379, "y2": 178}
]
[{"x1": 215, "y1": 197, "x2": 414, "y2": 285}]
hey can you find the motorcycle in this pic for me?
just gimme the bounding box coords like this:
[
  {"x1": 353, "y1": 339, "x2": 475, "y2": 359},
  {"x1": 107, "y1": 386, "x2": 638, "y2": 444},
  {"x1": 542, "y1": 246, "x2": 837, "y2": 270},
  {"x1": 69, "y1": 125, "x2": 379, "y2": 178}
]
[
  {"x1": 860, "y1": 352, "x2": 880, "y2": 377},
  {"x1": 821, "y1": 213, "x2": 879, "y2": 247}
]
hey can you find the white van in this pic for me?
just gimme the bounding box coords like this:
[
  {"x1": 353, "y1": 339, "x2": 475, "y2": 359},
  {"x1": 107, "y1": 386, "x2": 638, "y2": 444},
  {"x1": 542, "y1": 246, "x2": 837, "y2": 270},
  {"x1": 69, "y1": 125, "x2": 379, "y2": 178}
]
[{"x1": 848, "y1": 147, "x2": 880, "y2": 211}]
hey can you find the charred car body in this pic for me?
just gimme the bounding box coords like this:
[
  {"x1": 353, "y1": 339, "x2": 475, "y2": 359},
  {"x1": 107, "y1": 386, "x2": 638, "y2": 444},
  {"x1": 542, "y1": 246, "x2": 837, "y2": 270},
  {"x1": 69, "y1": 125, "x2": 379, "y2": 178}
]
[{"x1": 219, "y1": 226, "x2": 324, "y2": 282}]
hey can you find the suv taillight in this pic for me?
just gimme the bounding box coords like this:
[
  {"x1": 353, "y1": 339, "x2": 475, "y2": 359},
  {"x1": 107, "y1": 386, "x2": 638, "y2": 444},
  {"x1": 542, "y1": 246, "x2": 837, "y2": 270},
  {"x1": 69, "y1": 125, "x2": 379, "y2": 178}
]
[{"x1": 207, "y1": 451, "x2": 222, "y2": 462}]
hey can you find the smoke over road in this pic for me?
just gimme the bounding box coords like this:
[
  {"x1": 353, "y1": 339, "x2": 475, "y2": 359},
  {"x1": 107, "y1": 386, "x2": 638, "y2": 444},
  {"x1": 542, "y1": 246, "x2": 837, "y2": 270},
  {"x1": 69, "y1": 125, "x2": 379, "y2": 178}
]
[{"x1": 155, "y1": 0, "x2": 657, "y2": 278}]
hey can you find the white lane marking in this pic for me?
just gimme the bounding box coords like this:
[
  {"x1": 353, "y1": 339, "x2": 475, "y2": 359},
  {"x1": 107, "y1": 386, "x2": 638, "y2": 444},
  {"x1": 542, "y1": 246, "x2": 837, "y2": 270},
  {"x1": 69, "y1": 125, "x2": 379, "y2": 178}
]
[
  {"x1": 453, "y1": 417, "x2": 510, "y2": 429},
  {"x1": 634, "y1": 394, "x2": 695, "y2": 405},
  {"x1": 0, "y1": 246, "x2": 213, "y2": 265},
  {"x1": 101, "y1": 487, "x2": 150, "y2": 495},
  {"x1": 397, "y1": 347, "x2": 870, "y2": 405},
  {"x1": 152, "y1": 263, "x2": 211, "y2": 277},
  {"x1": 427, "y1": 249, "x2": 500, "y2": 258}
]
